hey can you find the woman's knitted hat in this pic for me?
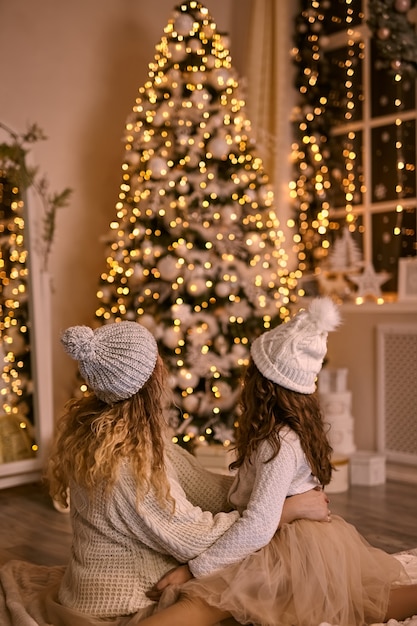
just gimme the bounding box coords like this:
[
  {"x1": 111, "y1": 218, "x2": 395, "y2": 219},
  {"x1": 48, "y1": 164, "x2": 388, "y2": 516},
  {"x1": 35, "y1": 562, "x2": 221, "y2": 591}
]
[
  {"x1": 250, "y1": 297, "x2": 341, "y2": 394},
  {"x1": 61, "y1": 321, "x2": 158, "y2": 404}
]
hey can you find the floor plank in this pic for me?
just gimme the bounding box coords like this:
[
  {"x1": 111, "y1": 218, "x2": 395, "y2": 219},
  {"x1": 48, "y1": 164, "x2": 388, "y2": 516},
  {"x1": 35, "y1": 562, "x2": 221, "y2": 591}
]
[
  {"x1": 0, "y1": 481, "x2": 72, "y2": 566},
  {"x1": 328, "y1": 480, "x2": 417, "y2": 554},
  {"x1": 0, "y1": 479, "x2": 416, "y2": 568}
]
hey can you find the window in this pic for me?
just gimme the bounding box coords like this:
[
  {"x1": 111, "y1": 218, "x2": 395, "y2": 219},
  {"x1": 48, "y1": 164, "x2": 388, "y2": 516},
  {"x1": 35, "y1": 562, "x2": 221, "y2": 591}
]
[{"x1": 291, "y1": 0, "x2": 417, "y2": 299}]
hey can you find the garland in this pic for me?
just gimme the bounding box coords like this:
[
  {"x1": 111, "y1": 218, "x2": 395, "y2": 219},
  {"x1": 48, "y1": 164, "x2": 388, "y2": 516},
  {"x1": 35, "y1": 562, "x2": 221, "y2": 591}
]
[{"x1": 367, "y1": 0, "x2": 417, "y2": 76}]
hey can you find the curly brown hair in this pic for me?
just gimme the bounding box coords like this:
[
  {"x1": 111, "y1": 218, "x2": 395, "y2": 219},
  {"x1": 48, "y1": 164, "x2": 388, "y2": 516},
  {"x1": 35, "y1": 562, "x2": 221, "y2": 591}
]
[
  {"x1": 46, "y1": 355, "x2": 174, "y2": 510},
  {"x1": 230, "y1": 359, "x2": 333, "y2": 486}
]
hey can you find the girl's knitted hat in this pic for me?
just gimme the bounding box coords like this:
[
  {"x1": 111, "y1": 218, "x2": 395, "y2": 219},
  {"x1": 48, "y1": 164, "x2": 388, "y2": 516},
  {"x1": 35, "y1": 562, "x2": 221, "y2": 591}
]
[
  {"x1": 61, "y1": 321, "x2": 158, "y2": 404},
  {"x1": 250, "y1": 297, "x2": 341, "y2": 394}
]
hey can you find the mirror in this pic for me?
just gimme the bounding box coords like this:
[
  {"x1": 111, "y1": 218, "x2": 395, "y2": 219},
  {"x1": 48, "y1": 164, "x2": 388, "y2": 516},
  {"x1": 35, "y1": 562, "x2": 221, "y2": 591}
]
[{"x1": 0, "y1": 128, "x2": 54, "y2": 488}]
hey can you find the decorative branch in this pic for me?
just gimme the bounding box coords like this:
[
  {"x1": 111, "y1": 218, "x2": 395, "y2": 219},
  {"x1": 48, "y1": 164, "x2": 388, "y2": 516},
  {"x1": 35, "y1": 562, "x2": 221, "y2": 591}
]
[{"x1": 0, "y1": 122, "x2": 72, "y2": 270}]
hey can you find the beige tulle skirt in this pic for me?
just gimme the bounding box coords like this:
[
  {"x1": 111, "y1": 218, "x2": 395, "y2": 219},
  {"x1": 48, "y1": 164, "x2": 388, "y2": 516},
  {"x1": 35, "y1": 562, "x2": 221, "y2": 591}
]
[{"x1": 181, "y1": 515, "x2": 409, "y2": 626}]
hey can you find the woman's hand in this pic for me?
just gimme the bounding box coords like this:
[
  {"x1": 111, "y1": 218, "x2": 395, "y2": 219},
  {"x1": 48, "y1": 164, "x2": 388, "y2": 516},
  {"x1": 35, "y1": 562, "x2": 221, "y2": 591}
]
[
  {"x1": 280, "y1": 487, "x2": 331, "y2": 526},
  {"x1": 146, "y1": 564, "x2": 193, "y2": 601}
]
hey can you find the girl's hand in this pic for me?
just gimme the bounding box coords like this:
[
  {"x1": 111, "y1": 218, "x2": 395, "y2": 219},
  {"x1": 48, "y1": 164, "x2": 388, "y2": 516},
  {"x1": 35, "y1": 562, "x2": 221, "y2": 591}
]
[
  {"x1": 146, "y1": 564, "x2": 193, "y2": 601},
  {"x1": 280, "y1": 487, "x2": 331, "y2": 526}
]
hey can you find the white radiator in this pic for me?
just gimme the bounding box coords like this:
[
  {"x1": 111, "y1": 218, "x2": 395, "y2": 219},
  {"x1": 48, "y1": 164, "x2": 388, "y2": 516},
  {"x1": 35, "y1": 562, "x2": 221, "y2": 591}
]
[{"x1": 377, "y1": 324, "x2": 417, "y2": 466}]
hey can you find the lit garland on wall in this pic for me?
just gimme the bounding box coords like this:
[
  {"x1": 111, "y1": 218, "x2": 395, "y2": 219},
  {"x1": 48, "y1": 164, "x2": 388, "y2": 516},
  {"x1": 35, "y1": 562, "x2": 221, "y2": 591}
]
[
  {"x1": 0, "y1": 124, "x2": 71, "y2": 462},
  {"x1": 393, "y1": 87, "x2": 407, "y2": 241},
  {"x1": 290, "y1": 1, "x2": 366, "y2": 284},
  {"x1": 290, "y1": 1, "x2": 335, "y2": 288},
  {"x1": 342, "y1": 11, "x2": 359, "y2": 231},
  {"x1": 94, "y1": 0, "x2": 295, "y2": 447}
]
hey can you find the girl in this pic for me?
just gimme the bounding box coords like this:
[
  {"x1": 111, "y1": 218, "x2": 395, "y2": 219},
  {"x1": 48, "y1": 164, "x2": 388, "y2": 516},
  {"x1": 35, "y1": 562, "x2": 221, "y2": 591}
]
[
  {"x1": 41, "y1": 320, "x2": 329, "y2": 626},
  {"x1": 142, "y1": 297, "x2": 417, "y2": 626}
]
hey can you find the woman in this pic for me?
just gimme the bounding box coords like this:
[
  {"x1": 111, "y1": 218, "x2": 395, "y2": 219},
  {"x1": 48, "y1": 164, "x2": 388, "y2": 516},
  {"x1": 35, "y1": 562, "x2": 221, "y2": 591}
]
[{"x1": 41, "y1": 320, "x2": 330, "y2": 625}]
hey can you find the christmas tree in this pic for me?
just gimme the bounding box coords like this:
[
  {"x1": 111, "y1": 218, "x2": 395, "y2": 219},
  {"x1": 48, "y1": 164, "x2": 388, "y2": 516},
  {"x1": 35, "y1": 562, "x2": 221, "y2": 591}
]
[
  {"x1": 316, "y1": 228, "x2": 363, "y2": 300},
  {"x1": 94, "y1": 0, "x2": 296, "y2": 448},
  {"x1": 327, "y1": 228, "x2": 363, "y2": 272}
]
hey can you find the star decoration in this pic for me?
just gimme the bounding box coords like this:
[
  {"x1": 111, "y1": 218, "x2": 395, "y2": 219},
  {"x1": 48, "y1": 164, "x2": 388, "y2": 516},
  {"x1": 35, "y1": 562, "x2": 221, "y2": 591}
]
[{"x1": 349, "y1": 262, "x2": 391, "y2": 298}]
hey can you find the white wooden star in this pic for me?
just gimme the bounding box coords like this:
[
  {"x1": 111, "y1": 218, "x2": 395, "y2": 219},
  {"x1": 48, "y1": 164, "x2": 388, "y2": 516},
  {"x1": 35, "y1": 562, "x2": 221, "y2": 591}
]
[{"x1": 349, "y1": 262, "x2": 391, "y2": 298}]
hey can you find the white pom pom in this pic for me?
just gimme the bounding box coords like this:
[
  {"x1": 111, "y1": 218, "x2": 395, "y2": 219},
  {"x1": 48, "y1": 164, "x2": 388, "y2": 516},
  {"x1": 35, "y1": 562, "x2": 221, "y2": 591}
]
[
  {"x1": 61, "y1": 326, "x2": 95, "y2": 361},
  {"x1": 308, "y1": 297, "x2": 341, "y2": 332}
]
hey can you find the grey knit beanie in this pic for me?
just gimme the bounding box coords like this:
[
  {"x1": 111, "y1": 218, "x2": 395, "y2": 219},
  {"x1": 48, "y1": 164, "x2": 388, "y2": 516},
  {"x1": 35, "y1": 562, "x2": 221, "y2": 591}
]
[
  {"x1": 250, "y1": 297, "x2": 341, "y2": 394},
  {"x1": 61, "y1": 321, "x2": 158, "y2": 404}
]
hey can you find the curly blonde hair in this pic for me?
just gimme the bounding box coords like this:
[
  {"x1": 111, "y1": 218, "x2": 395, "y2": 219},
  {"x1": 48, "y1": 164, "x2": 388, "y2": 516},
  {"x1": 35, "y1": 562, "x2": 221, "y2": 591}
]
[
  {"x1": 46, "y1": 355, "x2": 174, "y2": 509},
  {"x1": 230, "y1": 359, "x2": 333, "y2": 486}
]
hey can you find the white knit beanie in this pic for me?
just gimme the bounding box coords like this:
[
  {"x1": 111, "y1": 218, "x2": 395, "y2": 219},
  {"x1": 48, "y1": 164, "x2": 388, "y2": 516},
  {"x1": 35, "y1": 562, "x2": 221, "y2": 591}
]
[
  {"x1": 61, "y1": 321, "x2": 158, "y2": 404},
  {"x1": 250, "y1": 297, "x2": 341, "y2": 394}
]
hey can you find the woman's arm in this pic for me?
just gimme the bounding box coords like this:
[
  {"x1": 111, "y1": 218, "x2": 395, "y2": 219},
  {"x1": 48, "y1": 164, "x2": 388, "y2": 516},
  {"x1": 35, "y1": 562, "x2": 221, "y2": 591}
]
[
  {"x1": 166, "y1": 442, "x2": 234, "y2": 513},
  {"x1": 114, "y1": 466, "x2": 239, "y2": 564},
  {"x1": 118, "y1": 441, "x2": 330, "y2": 593},
  {"x1": 280, "y1": 487, "x2": 330, "y2": 526}
]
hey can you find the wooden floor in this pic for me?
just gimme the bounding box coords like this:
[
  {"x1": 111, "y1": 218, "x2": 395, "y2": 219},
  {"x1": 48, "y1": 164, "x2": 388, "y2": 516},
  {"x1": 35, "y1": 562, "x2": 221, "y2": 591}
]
[
  {"x1": 0, "y1": 479, "x2": 416, "y2": 568},
  {"x1": 0, "y1": 481, "x2": 72, "y2": 567}
]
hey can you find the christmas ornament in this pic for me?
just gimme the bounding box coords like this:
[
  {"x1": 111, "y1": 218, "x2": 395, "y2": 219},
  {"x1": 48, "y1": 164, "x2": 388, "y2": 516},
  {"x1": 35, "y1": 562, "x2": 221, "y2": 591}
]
[{"x1": 349, "y1": 262, "x2": 391, "y2": 298}]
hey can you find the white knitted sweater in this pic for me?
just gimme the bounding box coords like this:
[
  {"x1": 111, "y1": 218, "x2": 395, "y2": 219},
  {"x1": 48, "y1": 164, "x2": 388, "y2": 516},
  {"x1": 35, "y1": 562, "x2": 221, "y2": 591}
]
[
  {"x1": 58, "y1": 442, "x2": 238, "y2": 617},
  {"x1": 189, "y1": 428, "x2": 319, "y2": 577}
]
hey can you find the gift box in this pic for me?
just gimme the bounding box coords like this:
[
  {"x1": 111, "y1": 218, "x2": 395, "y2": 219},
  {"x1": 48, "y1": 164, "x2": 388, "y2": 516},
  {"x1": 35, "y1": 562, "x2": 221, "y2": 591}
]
[
  {"x1": 349, "y1": 451, "x2": 386, "y2": 486},
  {"x1": 194, "y1": 443, "x2": 236, "y2": 474}
]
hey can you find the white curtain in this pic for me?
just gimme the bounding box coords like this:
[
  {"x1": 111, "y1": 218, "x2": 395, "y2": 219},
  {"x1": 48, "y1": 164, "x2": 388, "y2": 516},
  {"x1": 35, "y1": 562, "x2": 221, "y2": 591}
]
[{"x1": 244, "y1": 0, "x2": 298, "y2": 262}]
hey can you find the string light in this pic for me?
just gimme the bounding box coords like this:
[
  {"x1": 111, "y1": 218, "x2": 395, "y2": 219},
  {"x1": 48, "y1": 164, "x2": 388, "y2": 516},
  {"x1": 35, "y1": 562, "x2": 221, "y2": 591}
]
[{"x1": 340, "y1": 25, "x2": 362, "y2": 234}]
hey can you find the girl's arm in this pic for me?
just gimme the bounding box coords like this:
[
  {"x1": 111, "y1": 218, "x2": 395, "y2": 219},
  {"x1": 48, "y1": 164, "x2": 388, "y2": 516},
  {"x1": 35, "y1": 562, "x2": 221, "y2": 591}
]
[
  {"x1": 115, "y1": 443, "x2": 328, "y2": 589},
  {"x1": 187, "y1": 439, "x2": 298, "y2": 578},
  {"x1": 166, "y1": 443, "x2": 328, "y2": 523}
]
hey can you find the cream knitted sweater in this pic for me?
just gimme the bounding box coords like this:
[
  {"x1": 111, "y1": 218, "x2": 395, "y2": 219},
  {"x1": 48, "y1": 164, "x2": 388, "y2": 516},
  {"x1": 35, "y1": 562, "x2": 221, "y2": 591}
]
[{"x1": 58, "y1": 442, "x2": 238, "y2": 617}]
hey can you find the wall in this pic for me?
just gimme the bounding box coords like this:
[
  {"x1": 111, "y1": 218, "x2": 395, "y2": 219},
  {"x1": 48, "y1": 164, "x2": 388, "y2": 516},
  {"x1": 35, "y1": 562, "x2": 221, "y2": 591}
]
[{"x1": 326, "y1": 301, "x2": 417, "y2": 481}]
